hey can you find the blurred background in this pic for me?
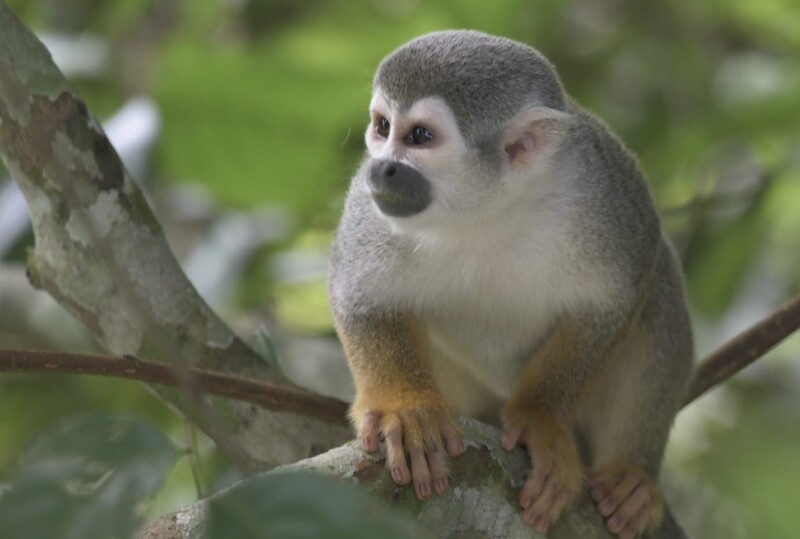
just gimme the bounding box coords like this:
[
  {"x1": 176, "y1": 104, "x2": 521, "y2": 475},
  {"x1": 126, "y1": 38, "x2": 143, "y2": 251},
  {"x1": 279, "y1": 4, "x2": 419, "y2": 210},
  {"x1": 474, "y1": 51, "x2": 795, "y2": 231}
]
[{"x1": 0, "y1": 0, "x2": 798, "y2": 537}]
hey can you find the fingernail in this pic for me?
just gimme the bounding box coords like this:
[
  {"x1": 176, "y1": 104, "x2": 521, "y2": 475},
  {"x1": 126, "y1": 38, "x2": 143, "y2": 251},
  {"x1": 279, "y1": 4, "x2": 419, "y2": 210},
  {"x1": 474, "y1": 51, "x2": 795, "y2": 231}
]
[
  {"x1": 600, "y1": 499, "x2": 614, "y2": 514},
  {"x1": 392, "y1": 467, "x2": 403, "y2": 482},
  {"x1": 418, "y1": 482, "x2": 430, "y2": 499},
  {"x1": 592, "y1": 487, "x2": 605, "y2": 500},
  {"x1": 609, "y1": 515, "x2": 622, "y2": 531},
  {"x1": 521, "y1": 496, "x2": 532, "y2": 509},
  {"x1": 435, "y1": 478, "x2": 448, "y2": 493}
]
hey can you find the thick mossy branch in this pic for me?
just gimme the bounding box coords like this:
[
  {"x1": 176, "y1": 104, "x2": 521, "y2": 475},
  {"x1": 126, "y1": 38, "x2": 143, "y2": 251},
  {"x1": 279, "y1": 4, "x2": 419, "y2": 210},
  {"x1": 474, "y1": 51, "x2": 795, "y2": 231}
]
[{"x1": 137, "y1": 419, "x2": 687, "y2": 539}]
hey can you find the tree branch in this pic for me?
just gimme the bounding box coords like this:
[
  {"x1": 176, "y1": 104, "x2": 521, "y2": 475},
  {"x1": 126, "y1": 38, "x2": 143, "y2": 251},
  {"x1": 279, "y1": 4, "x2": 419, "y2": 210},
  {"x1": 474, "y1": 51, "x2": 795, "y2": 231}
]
[
  {"x1": 684, "y1": 291, "x2": 800, "y2": 405},
  {"x1": 0, "y1": 1, "x2": 348, "y2": 472},
  {"x1": 137, "y1": 419, "x2": 688, "y2": 539},
  {"x1": 0, "y1": 348, "x2": 348, "y2": 426},
  {"x1": 3, "y1": 290, "x2": 797, "y2": 424}
]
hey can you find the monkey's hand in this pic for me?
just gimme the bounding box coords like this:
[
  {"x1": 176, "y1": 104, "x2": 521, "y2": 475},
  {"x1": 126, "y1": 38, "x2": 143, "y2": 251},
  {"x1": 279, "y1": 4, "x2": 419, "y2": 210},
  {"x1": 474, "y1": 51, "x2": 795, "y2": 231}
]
[
  {"x1": 501, "y1": 406, "x2": 583, "y2": 534},
  {"x1": 350, "y1": 390, "x2": 464, "y2": 500},
  {"x1": 588, "y1": 466, "x2": 664, "y2": 539}
]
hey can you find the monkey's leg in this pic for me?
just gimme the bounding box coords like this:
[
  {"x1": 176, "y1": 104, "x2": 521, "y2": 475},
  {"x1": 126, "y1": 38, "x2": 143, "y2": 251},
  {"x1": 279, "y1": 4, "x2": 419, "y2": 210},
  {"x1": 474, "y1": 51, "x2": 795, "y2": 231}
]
[
  {"x1": 336, "y1": 313, "x2": 464, "y2": 500},
  {"x1": 500, "y1": 319, "x2": 602, "y2": 534},
  {"x1": 578, "y1": 331, "x2": 664, "y2": 538},
  {"x1": 580, "y1": 274, "x2": 693, "y2": 538},
  {"x1": 501, "y1": 406, "x2": 583, "y2": 534}
]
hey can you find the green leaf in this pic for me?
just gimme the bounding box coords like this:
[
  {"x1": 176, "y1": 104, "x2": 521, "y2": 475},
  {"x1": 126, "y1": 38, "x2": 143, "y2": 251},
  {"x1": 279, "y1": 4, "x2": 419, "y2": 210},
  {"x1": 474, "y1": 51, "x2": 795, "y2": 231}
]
[
  {"x1": 0, "y1": 413, "x2": 177, "y2": 539},
  {"x1": 207, "y1": 472, "x2": 418, "y2": 539}
]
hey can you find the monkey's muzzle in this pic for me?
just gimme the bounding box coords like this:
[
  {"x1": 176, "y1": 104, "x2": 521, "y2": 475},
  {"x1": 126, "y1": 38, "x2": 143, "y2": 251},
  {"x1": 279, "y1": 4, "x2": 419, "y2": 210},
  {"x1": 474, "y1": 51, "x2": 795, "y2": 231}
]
[{"x1": 368, "y1": 160, "x2": 432, "y2": 217}]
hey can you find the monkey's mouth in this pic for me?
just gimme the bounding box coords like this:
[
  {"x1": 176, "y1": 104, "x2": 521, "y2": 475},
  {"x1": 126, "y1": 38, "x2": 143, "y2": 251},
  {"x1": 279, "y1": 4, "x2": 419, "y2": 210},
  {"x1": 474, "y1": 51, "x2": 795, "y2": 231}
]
[
  {"x1": 369, "y1": 189, "x2": 427, "y2": 217},
  {"x1": 368, "y1": 160, "x2": 432, "y2": 217}
]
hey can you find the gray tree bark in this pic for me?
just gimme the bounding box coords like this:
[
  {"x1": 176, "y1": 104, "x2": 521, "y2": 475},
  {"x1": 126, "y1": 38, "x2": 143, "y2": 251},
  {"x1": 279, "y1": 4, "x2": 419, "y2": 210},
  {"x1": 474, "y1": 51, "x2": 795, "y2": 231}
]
[
  {"x1": 0, "y1": 2, "x2": 686, "y2": 537},
  {"x1": 0, "y1": 1, "x2": 347, "y2": 472},
  {"x1": 138, "y1": 419, "x2": 686, "y2": 539}
]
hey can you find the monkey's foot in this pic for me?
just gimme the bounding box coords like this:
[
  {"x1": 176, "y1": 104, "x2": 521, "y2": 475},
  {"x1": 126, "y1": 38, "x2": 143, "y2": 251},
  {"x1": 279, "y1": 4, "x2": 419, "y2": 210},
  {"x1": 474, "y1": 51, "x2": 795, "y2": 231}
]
[
  {"x1": 351, "y1": 396, "x2": 464, "y2": 501},
  {"x1": 588, "y1": 466, "x2": 664, "y2": 539},
  {"x1": 501, "y1": 409, "x2": 583, "y2": 534}
]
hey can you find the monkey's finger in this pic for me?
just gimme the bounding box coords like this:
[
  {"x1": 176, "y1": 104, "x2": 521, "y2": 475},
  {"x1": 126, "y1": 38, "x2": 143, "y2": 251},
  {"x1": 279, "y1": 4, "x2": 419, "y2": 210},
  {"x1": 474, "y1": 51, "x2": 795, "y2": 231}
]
[
  {"x1": 418, "y1": 411, "x2": 446, "y2": 495},
  {"x1": 589, "y1": 473, "x2": 620, "y2": 502},
  {"x1": 438, "y1": 414, "x2": 464, "y2": 456},
  {"x1": 551, "y1": 490, "x2": 570, "y2": 518},
  {"x1": 408, "y1": 448, "x2": 433, "y2": 500},
  {"x1": 607, "y1": 510, "x2": 628, "y2": 535},
  {"x1": 360, "y1": 410, "x2": 382, "y2": 453},
  {"x1": 425, "y1": 442, "x2": 450, "y2": 495},
  {"x1": 417, "y1": 413, "x2": 450, "y2": 495},
  {"x1": 522, "y1": 509, "x2": 551, "y2": 535},
  {"x1": 524, "y1": 474, "x2": 570, "y2": 533},
  {"x1": 526, "y1": 471, "x2": 557, "y2": 515},
  {"x1": 624, "y1": 503, "x2": 653, "y2": 539},
  {"x1": 383, "y1": 415, "x2": 410, "y2": 485},
  {"x1": 529, "y1": 456, "x2": 554, "y2": 495},
  {"x1": 519, "y1": 467, "x2": 548, "y2": 508},
  {"x1": 523, "y1": 487, "x2": 568, "y2": 535},
  {"x1": 608, "y1": 483, "x2": 651, "y2": 537},
  {"x1": 614, "y1": 483, "x2": 648, "y2": 522},
  {"x1": 600, "y1": 473, "x2": 640, "y2": 517},
  {"x1": 500, "y1": 426, "x2": 523, "y2": 451},
  {"x1": 522, "y1": 494, "x2": 555, "y2": 534},
  {"x1": 426, "y1": 446, "x2": 450, "y2": 496}
]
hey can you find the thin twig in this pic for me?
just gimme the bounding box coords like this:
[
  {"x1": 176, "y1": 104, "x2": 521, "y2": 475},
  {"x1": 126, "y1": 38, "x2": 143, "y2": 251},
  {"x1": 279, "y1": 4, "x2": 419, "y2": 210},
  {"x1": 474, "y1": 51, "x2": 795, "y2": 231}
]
[
  {"x1": 1, "y1": 292, "x2": 798, "y2": 420},
  {"x1": 0, "y1": 348, "x2": 349, "y2": 426},
  {"x1": 684, "y1": 292, "x2": 800, "y2": 406}
]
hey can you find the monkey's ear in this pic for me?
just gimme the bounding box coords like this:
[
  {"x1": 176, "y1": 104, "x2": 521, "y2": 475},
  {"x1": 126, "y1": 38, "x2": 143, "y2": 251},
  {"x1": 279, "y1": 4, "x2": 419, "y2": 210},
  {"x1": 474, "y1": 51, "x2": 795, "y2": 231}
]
[{"x1": 503, "y1": 106, "x2": 570, "y2": 166}]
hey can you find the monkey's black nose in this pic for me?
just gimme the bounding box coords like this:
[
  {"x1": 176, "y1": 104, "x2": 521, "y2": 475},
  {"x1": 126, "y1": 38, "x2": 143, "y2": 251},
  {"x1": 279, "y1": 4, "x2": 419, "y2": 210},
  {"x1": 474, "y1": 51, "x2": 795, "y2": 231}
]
[{"x1": 368, "y1": 160, "x2": 432, "y2": 217}]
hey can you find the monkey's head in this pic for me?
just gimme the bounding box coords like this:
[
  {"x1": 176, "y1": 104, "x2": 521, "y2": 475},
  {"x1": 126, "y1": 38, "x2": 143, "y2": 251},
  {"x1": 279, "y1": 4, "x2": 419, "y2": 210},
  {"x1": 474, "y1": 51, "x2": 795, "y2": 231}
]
[{"x1": 364, "y1": 30, "x2": 571, "y2": 234}]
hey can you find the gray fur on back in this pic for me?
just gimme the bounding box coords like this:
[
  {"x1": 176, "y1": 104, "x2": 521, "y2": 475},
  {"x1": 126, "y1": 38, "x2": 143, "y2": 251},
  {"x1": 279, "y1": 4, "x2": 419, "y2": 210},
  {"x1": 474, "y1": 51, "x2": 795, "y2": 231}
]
[{"x1": 376, "y1": 30, "x2": 566, "y2": 146}]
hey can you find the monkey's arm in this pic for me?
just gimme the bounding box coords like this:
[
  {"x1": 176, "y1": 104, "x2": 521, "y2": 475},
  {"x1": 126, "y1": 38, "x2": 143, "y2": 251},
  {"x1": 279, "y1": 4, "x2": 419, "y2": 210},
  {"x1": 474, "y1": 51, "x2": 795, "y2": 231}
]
[
  {"x1": 501, "y1": 310, "x2": 627, "y2": 534},
  {"x1": 334, "y1": 312, "x2": 464, "y2": 500}
]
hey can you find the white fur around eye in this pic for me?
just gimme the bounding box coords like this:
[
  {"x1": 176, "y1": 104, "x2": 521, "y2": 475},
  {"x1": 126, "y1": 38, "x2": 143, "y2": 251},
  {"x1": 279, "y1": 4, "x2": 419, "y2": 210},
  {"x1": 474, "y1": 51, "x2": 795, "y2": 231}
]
[{"x1": 403, "y1": 97, "x2": 461, "y2": 147}]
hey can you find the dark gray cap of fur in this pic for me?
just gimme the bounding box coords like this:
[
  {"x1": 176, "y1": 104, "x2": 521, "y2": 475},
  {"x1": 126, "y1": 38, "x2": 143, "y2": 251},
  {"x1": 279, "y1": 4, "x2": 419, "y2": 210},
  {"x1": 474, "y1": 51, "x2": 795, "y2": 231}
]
[{"x1": 375, "y1": 30, "x2": 565, "y2": 146}]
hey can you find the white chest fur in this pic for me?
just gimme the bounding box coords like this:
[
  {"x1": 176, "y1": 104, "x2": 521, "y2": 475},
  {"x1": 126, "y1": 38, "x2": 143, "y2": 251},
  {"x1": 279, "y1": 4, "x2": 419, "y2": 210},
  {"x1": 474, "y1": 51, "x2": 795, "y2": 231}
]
[{"x1": 381, "y1": 203, "x2": 609, "y2": 400}]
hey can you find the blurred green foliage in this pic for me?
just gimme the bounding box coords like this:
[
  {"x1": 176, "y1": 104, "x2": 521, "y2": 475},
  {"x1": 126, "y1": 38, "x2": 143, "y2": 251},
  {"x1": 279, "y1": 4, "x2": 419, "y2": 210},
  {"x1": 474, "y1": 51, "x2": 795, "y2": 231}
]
[
  {"x1": 0, "y1": 414, "x2": 176, "y2": 539},
  {"x1": 207, "y1": 472, "x2": 418, "y2": 539},
  {"x1": 1, "y1": 0, "x2": 799, "y2": 537}
]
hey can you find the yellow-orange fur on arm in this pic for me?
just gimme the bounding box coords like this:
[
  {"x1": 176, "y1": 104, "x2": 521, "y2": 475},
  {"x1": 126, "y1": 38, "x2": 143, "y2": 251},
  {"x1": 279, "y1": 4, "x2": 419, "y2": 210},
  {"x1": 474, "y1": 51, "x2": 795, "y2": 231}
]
[{"x1": 334, "y1": 312, "x2": 463, "y2": 499}]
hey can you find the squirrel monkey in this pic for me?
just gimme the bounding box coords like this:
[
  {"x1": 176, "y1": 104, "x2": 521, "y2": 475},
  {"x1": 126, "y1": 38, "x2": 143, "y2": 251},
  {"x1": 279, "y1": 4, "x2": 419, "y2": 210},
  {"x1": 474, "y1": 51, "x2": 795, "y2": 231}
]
[{"x1": 328, "y1": 30, "x2": 693, "y2": 538}]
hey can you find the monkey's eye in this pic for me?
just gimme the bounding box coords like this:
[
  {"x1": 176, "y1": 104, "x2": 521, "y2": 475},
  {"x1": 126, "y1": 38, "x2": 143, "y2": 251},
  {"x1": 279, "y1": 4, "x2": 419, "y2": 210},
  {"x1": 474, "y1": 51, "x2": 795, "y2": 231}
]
[
  {"x1": 376, "y1": 117, "x2": 390, "y2": 138},
  {"x1": 406, "y1": 126, "x2": 434, "y2": 146}
]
